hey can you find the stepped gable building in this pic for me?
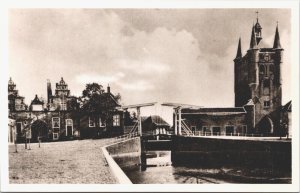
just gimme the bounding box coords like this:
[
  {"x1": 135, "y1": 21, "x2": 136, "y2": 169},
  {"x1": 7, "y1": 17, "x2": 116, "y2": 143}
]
[
  {"x1": 180, "y1": 16, "x2": 291, "y2": 137},
  {"x1": 47, "y1": 77, "x2": 78, "y2": 111},
  {"x1": 8, "y1": 77, "x2": 124, "y2": 142}
]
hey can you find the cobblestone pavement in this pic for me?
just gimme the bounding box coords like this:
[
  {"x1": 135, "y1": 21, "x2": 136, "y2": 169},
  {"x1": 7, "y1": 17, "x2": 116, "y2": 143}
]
[{"x1": 9, "y1": 139, "x2": 116, "y2": 184}]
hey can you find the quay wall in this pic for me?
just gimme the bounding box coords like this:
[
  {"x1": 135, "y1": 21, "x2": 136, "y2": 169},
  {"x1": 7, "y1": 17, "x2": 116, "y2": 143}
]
[
  {"x1": 171, "y1": 136, "x2": 291, "y2": 170},
  {"x1": 105, "y1": 137, "x2": 141, "y2": 170}
]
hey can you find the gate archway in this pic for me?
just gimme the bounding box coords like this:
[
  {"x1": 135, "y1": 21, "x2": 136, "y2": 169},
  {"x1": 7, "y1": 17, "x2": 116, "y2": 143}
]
[
  {"x1": 258, "y1": 116, "x2": 274, "y2": 135},
  {"x1": 31, "y1": 120, "x2": 48, "y2": 142}
]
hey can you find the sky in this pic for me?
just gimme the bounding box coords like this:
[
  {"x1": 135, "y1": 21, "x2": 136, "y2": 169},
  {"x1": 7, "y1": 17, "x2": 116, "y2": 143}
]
[{"x1": 9, "y1": 9, "x2": 291, "y2": 122}]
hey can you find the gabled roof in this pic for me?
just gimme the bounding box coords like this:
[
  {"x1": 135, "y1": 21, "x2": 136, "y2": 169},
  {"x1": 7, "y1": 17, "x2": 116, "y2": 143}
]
[
  {"x1": 148, "y1": 115, "x2": 170, "y2": 127},
  {"x1": 245, "y1": 99, "x2": 254, "y2": 106},
  {"x1": 141, "y1": 115, "x2": 170, "y2": 131},
  {"x1": 101, "y1": 92, "x2": 121, "y2": 107},
  {"x1": 282, "y1": 100, "x2": 292, "y2": 112},
  {"x1": 31, "y1": 95, "x2": 44, "y2": 105}
]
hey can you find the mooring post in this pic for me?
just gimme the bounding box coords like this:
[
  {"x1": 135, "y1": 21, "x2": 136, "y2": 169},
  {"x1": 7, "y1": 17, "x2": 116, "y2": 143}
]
[{"x1": 28, "y1": 139, "x2": 31, "y2": 150}]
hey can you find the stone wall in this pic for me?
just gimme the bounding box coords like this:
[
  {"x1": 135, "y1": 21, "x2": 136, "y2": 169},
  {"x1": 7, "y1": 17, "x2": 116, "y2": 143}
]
[{"x1": 171, "y1": 136, "x2": 291, "y2": 171}]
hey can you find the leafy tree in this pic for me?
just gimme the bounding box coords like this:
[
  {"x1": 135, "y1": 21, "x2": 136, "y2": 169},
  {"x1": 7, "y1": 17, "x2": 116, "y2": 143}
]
[{"x1": 79, "y1": 82, "x2": 121, "y2": 130}]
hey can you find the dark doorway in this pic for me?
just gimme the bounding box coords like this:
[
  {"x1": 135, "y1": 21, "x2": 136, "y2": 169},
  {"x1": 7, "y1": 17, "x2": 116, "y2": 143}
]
[
  {"x1": 212, "y1": 127, "x2": 221, "y2": 135},
  {"x1": 226, "y1": 126, "x2": 234, "y2": 136},
  {"x1": 31, "y1": 120, "x2": 48, "y2": 142},
  {"x1": 258, "y1": 117, "x2": 274, "y2": 135}
]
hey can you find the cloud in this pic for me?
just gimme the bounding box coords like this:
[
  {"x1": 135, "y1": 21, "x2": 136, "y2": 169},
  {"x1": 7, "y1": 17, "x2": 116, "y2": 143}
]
[
  {"x1": 116, "y1": 80, "x2": 154, "y2": 91},
  {"x1": 75, "y1": 72, "x2": 125, "y2": 85},
  {"x1": 9, "y1": 9, "x2": 291, "y2": 108},
  {"x1": 117, "y1": 59, "x2": 170, "y2": 74}
]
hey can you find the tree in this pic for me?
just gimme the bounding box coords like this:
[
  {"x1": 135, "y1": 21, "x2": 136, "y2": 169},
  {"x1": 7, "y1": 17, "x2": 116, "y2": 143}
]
[{"x1": 79, "y1": 83, "x2": 121, "y2": 137}]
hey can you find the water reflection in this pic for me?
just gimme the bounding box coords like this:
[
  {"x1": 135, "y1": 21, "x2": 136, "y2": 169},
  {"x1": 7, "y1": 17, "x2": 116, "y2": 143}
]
[{"x1": 117, "y1": 151, "x2": 291, "y2": 184}]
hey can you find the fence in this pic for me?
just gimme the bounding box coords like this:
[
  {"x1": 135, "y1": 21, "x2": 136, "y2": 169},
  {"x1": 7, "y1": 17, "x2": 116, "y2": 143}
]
[
  {"x1": 106, "y1": 132, "x2": 140, "y2": 145},
  {"x1": 185, "y1": 131, "x2": 281, "y2": 137}
]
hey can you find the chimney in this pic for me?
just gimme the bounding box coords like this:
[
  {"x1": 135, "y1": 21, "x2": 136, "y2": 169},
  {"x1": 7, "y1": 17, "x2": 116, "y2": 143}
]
[{"x1": 107, "y1": 84, "x2": 110, "y2": 93}]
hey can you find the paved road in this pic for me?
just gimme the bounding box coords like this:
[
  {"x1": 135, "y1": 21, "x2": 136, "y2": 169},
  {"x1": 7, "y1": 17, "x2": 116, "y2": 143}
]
[{"x1": 9, "y1": 139, "x2": 116, "y2": 184}]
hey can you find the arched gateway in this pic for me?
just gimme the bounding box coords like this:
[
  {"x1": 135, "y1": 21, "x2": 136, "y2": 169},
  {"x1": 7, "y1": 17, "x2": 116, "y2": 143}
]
[{"x1": 31, "y1": 120, "x2": 48, "y2": 141}]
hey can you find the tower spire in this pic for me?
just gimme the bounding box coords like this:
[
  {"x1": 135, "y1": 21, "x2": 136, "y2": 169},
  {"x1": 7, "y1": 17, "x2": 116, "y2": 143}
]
[
  {"x1": 273, "y1": 22, "x2": 282, "y2": 49},
  {"x1": 250, "y1": 26, "x2": 258, "y2": 49},
  {"x1": 235, "y1": 37, "x2": 242, "y2": 59}
]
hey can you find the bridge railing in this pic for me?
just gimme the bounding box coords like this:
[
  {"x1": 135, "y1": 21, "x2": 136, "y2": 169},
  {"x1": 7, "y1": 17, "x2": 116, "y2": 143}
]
[
  {"x1": 184, "y1": 131, "x2": 279, "y2": 137},
  {"x1": 106, "y1": 132, "x2": 140, "y2": 145}
]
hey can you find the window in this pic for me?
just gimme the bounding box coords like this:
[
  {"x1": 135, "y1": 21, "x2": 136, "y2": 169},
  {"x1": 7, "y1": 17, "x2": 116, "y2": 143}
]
[
  {"x1": 259, "y1": 65, "x2": 265, "y2": 75},
  {"x1": 89, "y1": 117, "x2": 95, "y2": 127},
  {"x1": 263, "y1": 79, "x2": 270, "y2": 95},
  {"x1": 66, "y1": 119, "x2": 73, "y2": 136},
  {"x1": 52, "y1": 117, "x2": 60, "y2": 128},
  {"x1": 113, "y1": 115, "x2": 120, "y2": 126},
  {"x1": 61, "y1": 102, "x2": 66, "y2": 110},
  {"x1": 99, "y1": 117, "x2": 106, "y2": 127},
  {"x1": 264, "y1": 100, "x2": 270, "y2": 108},
  {"x1": 66, "y1": 119, "x2": 73, "y2": 126},
  {"x1": 53, "y1": 133, "x2": 59, "y2": 140}
]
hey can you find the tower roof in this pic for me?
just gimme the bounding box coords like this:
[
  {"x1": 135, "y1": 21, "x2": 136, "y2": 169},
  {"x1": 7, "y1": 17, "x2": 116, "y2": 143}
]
[
  {"x1": 273, "y1": 24, "x2": 282, "y2": 49},
  {"x1": 254, "y1": 19, "x2": 262, "y2": 30},
  {"x1": 235, "y1": 37, "x2": 242, "y2": 59},
  {"x1": 59, "y1": 77, "x2": 66, "y2": 85},
  {"x1": 250, "y1": 26, "x2": 258, "y2": 49}
]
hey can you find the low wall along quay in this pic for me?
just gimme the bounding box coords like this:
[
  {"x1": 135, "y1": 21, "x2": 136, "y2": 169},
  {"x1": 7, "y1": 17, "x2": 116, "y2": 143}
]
[
  {"x1": 102, "y1": 137, "x2": 141, "y2": 184},
  {"x1": 171, "y1": 136, "x2": 291, "y2": 171}
]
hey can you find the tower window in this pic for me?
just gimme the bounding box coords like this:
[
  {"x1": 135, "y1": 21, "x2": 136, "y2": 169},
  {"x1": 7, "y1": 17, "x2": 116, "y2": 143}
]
[{"x1": 264, "y1": 100, "x2": 270, "y2": 108}]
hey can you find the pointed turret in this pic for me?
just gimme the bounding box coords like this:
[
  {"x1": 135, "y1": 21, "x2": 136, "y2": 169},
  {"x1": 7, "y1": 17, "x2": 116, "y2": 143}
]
[
  {"x1": 254, "y1": 12, "x2": 262, "y2": 44},
  {"x1": 250, "y1": 26, "x2": 258, "y2": 49},
  {"x1": 235, "y1": 37, "x2": 242, "y2": 59},
  {"x1": 273, "y1": 24, "x2": 282, "y2": 49}
]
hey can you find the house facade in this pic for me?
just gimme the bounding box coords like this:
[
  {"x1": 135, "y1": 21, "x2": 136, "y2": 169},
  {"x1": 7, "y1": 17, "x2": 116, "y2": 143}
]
[{"x1": 8, "y1": 77, "x2": 124, "y2": 142}]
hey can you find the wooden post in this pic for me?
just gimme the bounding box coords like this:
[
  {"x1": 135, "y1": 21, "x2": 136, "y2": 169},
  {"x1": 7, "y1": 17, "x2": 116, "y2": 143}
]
[
  {"x1": 14, "y1": 127, "x2": 18, "y2": 153},
  {"x1": 174, "y1": 109, "x2": 178, "y2": 135},
  {"x1": 137, "y1": 107, "x2": 142, "y2": 136},
  {"x1": 25, "y1": 138, "x2": 27, "y2": 149},
  {"x1": 28, "y1": 139, "x2": 31, "y2": 150},
  {"x1": 178, "y1": 107, "x2": 182, "y2": 135}
]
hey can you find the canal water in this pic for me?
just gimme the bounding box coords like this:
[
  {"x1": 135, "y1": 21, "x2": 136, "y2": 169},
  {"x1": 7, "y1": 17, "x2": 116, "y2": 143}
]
[{"x1": 118, "y1": 151, "x2": 291, "y2": 184}]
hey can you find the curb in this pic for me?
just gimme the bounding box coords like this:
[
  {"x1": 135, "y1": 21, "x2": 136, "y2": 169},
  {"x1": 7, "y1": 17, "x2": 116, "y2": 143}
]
[{"x1": 101, "y1": 140, "x2": 134, "y2": 184}]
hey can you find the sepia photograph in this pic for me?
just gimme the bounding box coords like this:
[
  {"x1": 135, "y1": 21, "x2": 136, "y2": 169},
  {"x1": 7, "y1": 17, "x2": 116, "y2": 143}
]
[{"x1": 1, "y1": 0, "x2": 299, "y2": 192}]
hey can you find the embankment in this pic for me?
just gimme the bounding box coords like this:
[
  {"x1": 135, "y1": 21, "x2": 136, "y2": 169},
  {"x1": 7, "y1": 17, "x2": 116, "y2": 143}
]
[
  {"x1": 102, "y1": 137, "x2": 141, "y2": 184},
  {"x1": 171, "y1": 136, "x2": 291, "y2": 171}
]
